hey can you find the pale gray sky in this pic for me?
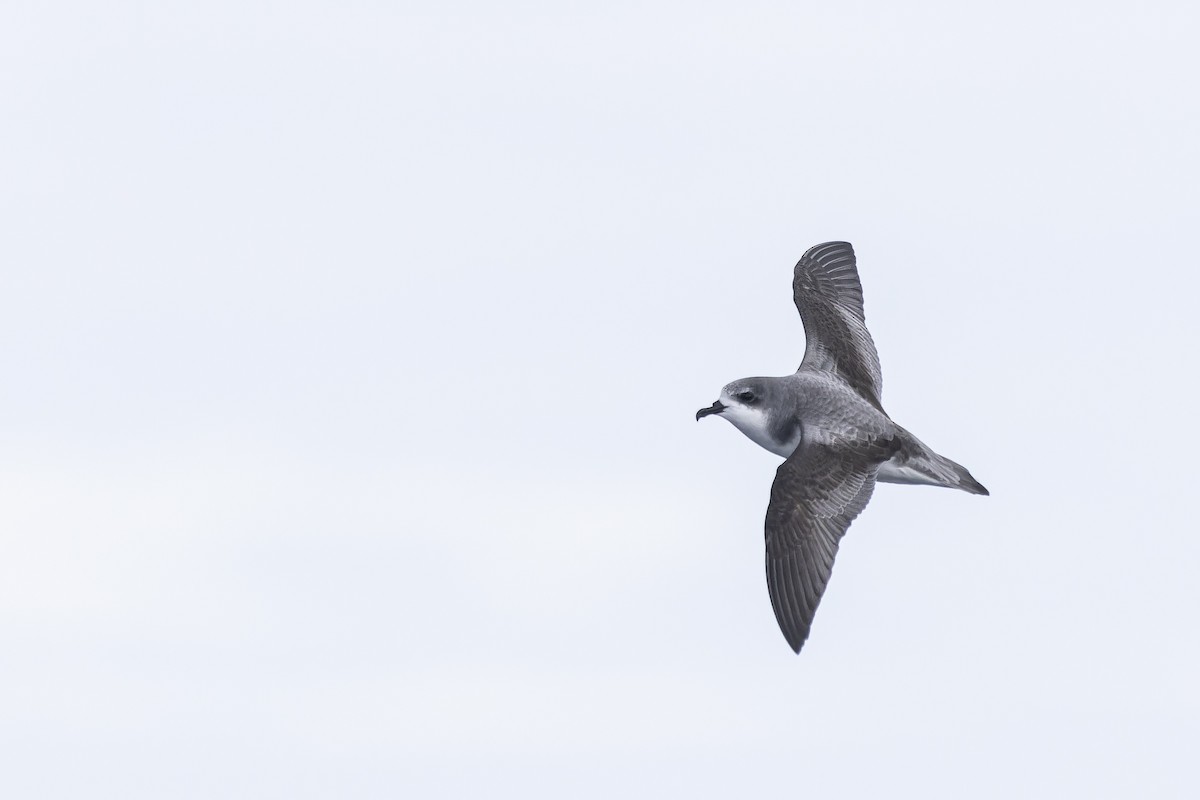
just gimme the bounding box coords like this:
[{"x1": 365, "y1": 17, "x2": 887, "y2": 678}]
[{"x1": 2, "y1": 2, "x2": 1198, "y2": 797}]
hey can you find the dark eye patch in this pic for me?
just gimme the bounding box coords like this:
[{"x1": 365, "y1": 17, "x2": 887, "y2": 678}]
[{"x1": 736, "y1": 390, "x2": 756, "y2": 403}]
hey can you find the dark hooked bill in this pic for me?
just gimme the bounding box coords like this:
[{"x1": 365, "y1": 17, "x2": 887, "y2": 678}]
[{"x1": 695, "y1": 400, "x2": 726, "y2": 421}]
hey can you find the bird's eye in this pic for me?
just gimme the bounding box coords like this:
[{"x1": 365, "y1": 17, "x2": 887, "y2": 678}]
[{"x1": 736, "y1": 390, "x2": 756, "y2": 403}]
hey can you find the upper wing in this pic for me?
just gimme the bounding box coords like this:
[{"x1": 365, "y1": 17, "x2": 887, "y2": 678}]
[
  {"x1": 793, "y1": 241, "x2": 884, "y2": 408},
  {"x1": 765, "y1": 433, "x2": 896, "y2": 653}
]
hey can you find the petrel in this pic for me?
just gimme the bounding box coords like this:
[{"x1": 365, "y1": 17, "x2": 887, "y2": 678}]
[{"x1": 697, "y1": 241, "x2": 988, "y2": 653}]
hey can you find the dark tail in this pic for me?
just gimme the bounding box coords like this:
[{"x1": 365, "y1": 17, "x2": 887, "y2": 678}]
[
  {"x1": 929, "y1": 451, "x2": 989, "y2": 496},
  {"x1": 886, "y1": 426, "x2": 989, "y2": 496}
]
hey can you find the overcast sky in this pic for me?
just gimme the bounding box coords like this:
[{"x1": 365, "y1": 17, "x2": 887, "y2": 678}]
[{"x1": 2, "y1": 2, "x2": 1198, "y2": 798}]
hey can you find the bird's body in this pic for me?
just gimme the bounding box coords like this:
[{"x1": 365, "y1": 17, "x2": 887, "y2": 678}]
[
  {"x1": 697, "y1": 241, "x2": 987, "y2": 653},
  {"x1": 718, "y1": 370, "x2": 986, "y2": 491}
]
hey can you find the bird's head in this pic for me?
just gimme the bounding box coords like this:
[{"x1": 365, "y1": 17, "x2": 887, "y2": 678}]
[{"x1": 696, "y1": 377, "x2": 778, "y2": 436}]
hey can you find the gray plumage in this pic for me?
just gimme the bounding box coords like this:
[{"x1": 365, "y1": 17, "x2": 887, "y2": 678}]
[{"x1": 697, "y1": 241, "x2": 987, "y2": 654}]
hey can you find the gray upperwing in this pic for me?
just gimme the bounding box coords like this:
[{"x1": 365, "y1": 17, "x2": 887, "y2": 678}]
[
  {"x1": 764, "y1": 432, "x2": 897, "y2": 653},
  {"x1": 793, "y1": 241, "x2": 884, "y2": 409}
]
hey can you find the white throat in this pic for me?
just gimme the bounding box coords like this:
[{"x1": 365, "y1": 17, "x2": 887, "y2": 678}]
[{"x1": 721, "y1": 405, "x2": 799, "y2": 458}]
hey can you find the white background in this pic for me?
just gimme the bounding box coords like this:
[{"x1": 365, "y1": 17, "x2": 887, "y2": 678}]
[{"x1": 3, "y1": 2, "x2": 1198, "y2": 797}]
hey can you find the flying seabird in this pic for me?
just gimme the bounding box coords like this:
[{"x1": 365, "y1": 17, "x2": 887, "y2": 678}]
[{"x1": 697, "y1": 241, "x2": 988, "y2": 653}]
